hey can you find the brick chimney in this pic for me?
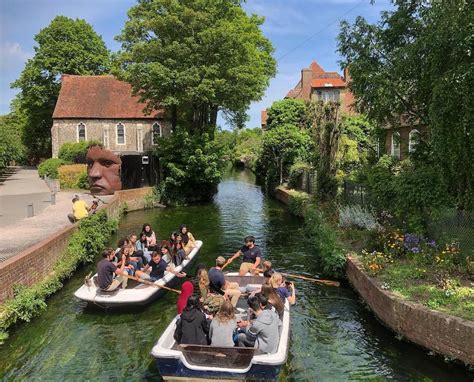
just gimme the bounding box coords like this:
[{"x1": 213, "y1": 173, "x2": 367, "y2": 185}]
[
  {"x1": 343, "y1": 66, "x2": 352, "y2": 84},
  {"x1": 301, "y1": 67, "x2": 312, "y2": 93}
]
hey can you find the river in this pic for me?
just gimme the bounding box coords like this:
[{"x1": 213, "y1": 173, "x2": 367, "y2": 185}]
[{"x1": 0, "y1": 167, "x2": 472, "y2": 381}]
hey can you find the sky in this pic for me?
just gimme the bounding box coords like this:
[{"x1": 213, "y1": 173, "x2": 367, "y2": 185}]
[{"x1": 0, "y1": 0, "x2": 393, "y2": 129}]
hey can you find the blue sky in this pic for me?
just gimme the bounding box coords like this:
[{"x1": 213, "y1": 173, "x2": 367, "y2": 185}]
[{"x1": 0, "y1": 0, "x2": 392, "y2": 129}]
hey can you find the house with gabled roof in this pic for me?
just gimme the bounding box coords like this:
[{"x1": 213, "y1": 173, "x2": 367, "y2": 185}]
[{"x1": 52, "y1": 75, "x2": 171, "y2": 188}]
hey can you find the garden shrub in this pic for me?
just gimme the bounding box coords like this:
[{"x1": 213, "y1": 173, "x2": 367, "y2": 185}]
[
  {"x1": 338, "y1": 205, "x2": 381, "y2": 231},
  {"x1": 304, "y1": 204, "x2": 346, "y2": 278},
  {"x1": 37, "y1": 158, "x2": 70, "y2": 179},
  {"x1": 58, "y1": 164, "x2": 88, "y2": 189},
  {"x1": 58, "y1": 141, "x2": 99, "y2": 163},
  {"x1": 0, "y1": 211, "x2": 117, "y2": 342},
  {"x1": 288, "y1": 161, "x2": 312, "y2": 190},
  {"x1": 287, "y1": 189, "x2": 309, "y2": 217}
]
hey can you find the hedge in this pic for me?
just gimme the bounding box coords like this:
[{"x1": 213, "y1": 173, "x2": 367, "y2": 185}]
[
  {"x1": 37, "y1": 158, "x2": 70, "y2": 179},
  {"x1": 58, "y1": 164, "x2": 88, "y2": 189}
]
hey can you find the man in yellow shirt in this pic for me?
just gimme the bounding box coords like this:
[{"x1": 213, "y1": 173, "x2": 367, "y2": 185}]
[{"x1": 67, "y1": 195, "x2": 90, "y2": 223}]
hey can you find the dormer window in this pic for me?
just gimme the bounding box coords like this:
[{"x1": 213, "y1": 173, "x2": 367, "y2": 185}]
[
  {"x1": 116, "y1": 123, "x2": 125, "y2": 145},
  {"x1": 77, "y1": 122, "x2": 86, "y2": 142},
  {"x1": 152, "y1": 122, "x2": 162, "y2": 145}
]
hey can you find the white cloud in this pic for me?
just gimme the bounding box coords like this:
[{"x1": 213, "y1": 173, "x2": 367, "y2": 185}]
[{"x1": 0, "y1": 42, "x2": 32, "y2": 64}]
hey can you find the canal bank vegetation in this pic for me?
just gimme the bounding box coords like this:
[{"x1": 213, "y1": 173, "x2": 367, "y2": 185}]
[{"x1": 0, "y1": 211, "x2": 117, "y2": 343}]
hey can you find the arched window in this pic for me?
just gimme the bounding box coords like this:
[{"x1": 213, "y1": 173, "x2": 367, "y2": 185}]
[
  {"x1": 152, "y1": 122, "x2": 162, "y2": 145},
  {"x1": 116, "y1": 123, "x2": 125, "y2": 145},
  {"x1": 77, "y1": 122, "x2": 86, "y2": 142},
  {"x1": 409, "y1": 129, "x2": 420, "y2": 153},
  {"x1": 391, "y1": 131, "x2": 401, "y2": 159}
]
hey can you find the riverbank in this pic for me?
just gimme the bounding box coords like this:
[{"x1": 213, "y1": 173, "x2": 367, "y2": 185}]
[
  {"x1": 276, "y1": 185, "x2": 474, "y2": 366},
  {"x1": 0, "y1": 187, "x2": 158, "y2": 342}
]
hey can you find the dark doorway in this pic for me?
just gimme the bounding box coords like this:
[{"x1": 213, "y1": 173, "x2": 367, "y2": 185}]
[{"x1": 120, "y1": 154, "x2": 160, "y2": 190}]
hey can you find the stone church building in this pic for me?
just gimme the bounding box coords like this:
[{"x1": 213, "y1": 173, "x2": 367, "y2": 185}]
[{"x1": 52, "y1": 75, "x2": 171, "y2": 188}]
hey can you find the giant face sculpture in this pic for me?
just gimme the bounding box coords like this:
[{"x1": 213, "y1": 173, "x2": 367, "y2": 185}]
[{"x1": 86, "y1": 145, "x2": 122, "y2": 195}]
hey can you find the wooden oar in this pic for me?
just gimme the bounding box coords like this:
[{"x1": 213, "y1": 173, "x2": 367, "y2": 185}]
[
  {"x1": 221, "y1": 258, "x2": 233, "y2": 270},
  {"x1": 281, "y1": 272, "x2": 340, "y2": 287},
  {"x1": 124, "y1": 274, "x2": 181, "y2": 294}
]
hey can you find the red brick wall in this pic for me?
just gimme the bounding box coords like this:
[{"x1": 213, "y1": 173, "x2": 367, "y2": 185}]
[
  {"x1": 347, "y1": 256, "x2": 474, "y2": 365},
  {"x1": 0, "y1": 187, "x2": 155, "y2": 304}
]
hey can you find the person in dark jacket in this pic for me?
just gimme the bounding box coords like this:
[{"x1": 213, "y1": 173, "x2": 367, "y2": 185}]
[{"x1": 174, "y1": 296, "x2": 210, "y2": 345}]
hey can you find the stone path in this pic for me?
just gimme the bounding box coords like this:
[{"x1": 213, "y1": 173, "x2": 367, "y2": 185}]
[{"x1": 0, "y1": 167, "x2": 100, "y2": 262}]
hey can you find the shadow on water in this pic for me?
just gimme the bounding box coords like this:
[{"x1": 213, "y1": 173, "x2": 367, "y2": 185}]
[{"x1": 0, "y1": 167, "x2": 472, "y2": 381}]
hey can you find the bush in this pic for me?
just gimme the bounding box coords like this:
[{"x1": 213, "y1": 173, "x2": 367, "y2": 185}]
[
  {"x1": 304, "y1": 204, "x2": 346, "y2": 277},
  {"x1": 0, "y1": 211, "x2": 117, "y2": 342},
  {"x1": 338, "y1": 205, "x2": 381, "y2": 231},
  {"x1": 288, "y1": 161, "x2": 313, "y2": 190},
  {"x1": 156, "y1": 129, "x2": 225, "y2": 205},
  {"x1": 37, "y1": 158, "x2": 70, "y2": 179},
  {"x1": 287, "y1": 189, "x2": 310, "y2": 217},
  {"x1": 58, "y1": 140, "x2": 99, "y2": 163},
  {"x1": 58, "y1": 164, "x2": 88, "y2": 189},
  {"x1": 232, "y1": 128, "x2": 262, "y2": 171}
]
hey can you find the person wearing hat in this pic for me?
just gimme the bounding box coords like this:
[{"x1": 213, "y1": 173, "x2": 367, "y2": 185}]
[
  {"x1": 226, "y1": 235, "x2": 262, "y2": 276},
  {"x1": 67, "y1": 195, "x2": 89, "y2": 223},
  {"x1": 208, "y1": 256, "x2": 242, "y2": 307}
]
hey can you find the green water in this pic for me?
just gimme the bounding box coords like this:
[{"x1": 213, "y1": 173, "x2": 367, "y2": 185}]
[{"x1": 1, "y1": 168, "x2": 472, "y2": 381}]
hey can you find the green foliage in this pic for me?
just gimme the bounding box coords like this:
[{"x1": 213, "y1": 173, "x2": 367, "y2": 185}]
[
  {"x1": 0, "y1": 110, "x2": 26, "y2": 173},
  {"x1": 144, "y1": 187, "x2": 160, "y2": 209},
  {"x1": 233, "y1": 128, "x2": 263, "y2": 171},
  {"x1": 0, "y1": 211, "x2": 117, "y2": 342},
  {"x1": 12, "y1": 16, "x2": 110, "y2": 161},
  {"x1": 338, "y1": 0, "x2": 473, "y2": 209},
  {"x1": 115, "y1": 0, "x2": 276, "y2": 133},
  {"x1": 58, "y1": 164, "x2": 88, "y2": 189},
  {"x1": 288, "y1": 161, "x2": 313, "y2": 190},
  {"x1": 37, "y1": 158, "x2": 70, "y2": 179},
  {"x1": 266, "y1": 99, "x2": 306, "y2": 130},
  {"x1": 58, "y1": 141, "x2": 100, "y2": 163},
  {"x1": 287, "y1": 189, "x2": 309, "y2": 217},
  {"x1": 156, "y1": 129, "x2": 225, "y2": 204},
  {"x1": 256, "y1": 124, "x2": 312, "y2": 190},
  {"x1": 214, "y1": 129, "x2": 237, "y2": 162},
  {"x1": 304, "y1": 204, "x2": 346, "y2": 278}
]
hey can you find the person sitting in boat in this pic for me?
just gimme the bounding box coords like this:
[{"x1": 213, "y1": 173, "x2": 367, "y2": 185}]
[
  {"x1": 116, "y1": 244, "x2": 139, "y2": 275},
  {"x1": 209, "y1": 301, "x2": 237, "y2": 347},
  {"x1": 133, "y1": 232, "x2": 152, "y2": 263},
  {"x1": 262, "y1": 260, "x2": 272, "y2": 273},
  {"x1": 136, "y1": 251, "x2": 186, "y2": 282},
  {"x1": 177, "y1": 281, "x2": 194, "y2": 315},
  {"x1": 179, "y1": 224, "x2": 196, "y2": 255},
  {"x1": 97, "y1": 248, "x2": 129, "y2": 291},
  {"x1": 168, "y1": 231, "x2": 178, "y2": 250},
  {"x1": 114, "y1": 237, "x2": 130, "y2": 258},
  {"x1": 260, "y1": 284, "x2": 285, "y2": 321},
  {"x1": 236, "y1": 296, "x2": 280, "y2": 354},
  {"x1": 197, "y1": 268, "x2": 225, "y2": 315},
  {"x1": 174, "y1": 295, "x2": 210, "y2": 346},
  {"x1": 142, "y1": 223, "x2": 157, "y2": 249},
  {"x1": 209, "y1": 256, "x2": 242, "y2": 307},
  {"x1": 269, "y1": 272, "x2": 296, "y2": 305},
  {"x1": 160, "y1": 245, "x2": 173, "y2": 266},
  {"x1": 263, "y1": 269, "x2": 274, "y2": 285},
  {"x1": 225, "y1": 235, "x2": 262, "y2": 276},
  {"x1": 171, "y1": 241, "x2": 187, "y2": 266}
]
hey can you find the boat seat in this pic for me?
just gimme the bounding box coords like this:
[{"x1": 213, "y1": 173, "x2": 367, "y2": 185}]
[{"x1": 179, "y1": 344, "x2": 255, "y2": 369}]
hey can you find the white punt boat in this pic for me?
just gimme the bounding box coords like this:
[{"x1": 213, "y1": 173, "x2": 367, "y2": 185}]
[
  {"x1": 151, "y1": 273, "x2": 290, "y2": 381},
  {"x1": 74, "y1": 240, "x2": 203, "y2": 308}
]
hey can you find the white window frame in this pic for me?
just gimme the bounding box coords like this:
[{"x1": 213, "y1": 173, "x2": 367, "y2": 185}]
[
  {"x1": 116, "y1": 122, "x2": 126, "y2": 145},
  {"x1": 102, "y1": 127, "x2": 109, "y2": 149},
  {"x1": 409, "y1": 129, "x2": 419, "y2": 153},
  {"x1": 77, "y1": 122, "x2": 87, "y2": 142},
  {"x1": 151, "y1": 122, "x2": 162, "y2": 145},
  {"x1": 391, "y1": 131, "x2": 401, "y2": 159}
]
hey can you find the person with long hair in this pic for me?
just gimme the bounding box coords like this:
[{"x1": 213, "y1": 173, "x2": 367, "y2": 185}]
[
  {"x1": 177, "y1": 281, "x2": 194, "y2": 314},
  {"x1": 174, "y1": 295, "x2": 210, "y2": 345},
  {"x1": 269, "y1": 272, "x2": 296, "y2": 305},
  {"x1": 197, "y1": 268, "x2": 210, "y2": 301},
  {"x1": 136, "y1": 232, "x2": 152, "y2": 263},
  {"x1": 172, "y1": 241, "x2": 187, "y2": 266},
  {"x1": 179, "y1": 224, "x2": 196, "y2": 255},
  {"x1": 209, "y1": 301, "x2": 237, "y2": 347},
  {"x1": 142, "y1": 223, "x2": 157, "y2": 248},
  {"x1": 260, "y1": 284, "x2": 284, "y2": 320}
]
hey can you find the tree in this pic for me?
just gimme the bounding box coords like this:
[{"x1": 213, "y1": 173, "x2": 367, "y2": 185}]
[
  {"x1": 266, "y1": 99, "x2": 306, "y2": 130},
  {"x1": 12, "y1": 16, "x2": 110, "y2": 161},
  {"x1": 115, "y1": 0, "x2": 276, "y2": 134},
  {"x1": 0, "y1": 104, "x2": 27, "y2": 174},
  {"x1": 338, "y1": 0, "x2": 473, "y2": 209}
]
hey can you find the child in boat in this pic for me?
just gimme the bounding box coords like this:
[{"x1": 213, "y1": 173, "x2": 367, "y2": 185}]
[
  {"x1": 177, "y1": 281, "x2": 194, "y2": 314},
  {"x1": 209, "y1": 301, "x2": 237, "y2": 347},
  {"x1": 142, "y1": 223, "x2": 157, "y2": 248},
  {"x1": 237, "y1": 296, "x2": 280, "y2": 354},
  {"x1": 179, "y1": 224, "x2": 196, "y2": 255},
  {"x1": 269, "y1": 272, "x2": 296, "y2": 305},
  {"x1": 174, "y1": 295, "x2": 210, "y2": 346}
]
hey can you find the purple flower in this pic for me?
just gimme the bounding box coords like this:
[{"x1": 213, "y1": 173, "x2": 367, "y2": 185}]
[
  {"x1": 411, "y1": 247, "x2": 420, "y2": 254},
  {"x1": 427, "y1": 240, "x2": 436, "y2": 247},
  {"x1": 404, "y1": 233, "x2": 420, "y2": 250}
]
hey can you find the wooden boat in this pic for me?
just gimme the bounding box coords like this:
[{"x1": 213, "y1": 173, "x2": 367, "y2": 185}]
[
  {"x1": 74, "y1": 240, "x2": 203, "y2": 308},
  {"x1": 151, "y1": 273, "x2": 290, "y2": 381}
]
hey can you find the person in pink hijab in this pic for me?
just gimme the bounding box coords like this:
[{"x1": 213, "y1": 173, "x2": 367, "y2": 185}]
[{"x1": 177, "y1": 281, "x2": 194, "y2": 314}]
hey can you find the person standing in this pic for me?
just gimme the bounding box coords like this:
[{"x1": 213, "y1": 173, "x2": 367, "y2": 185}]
[
  {"x1": 226, "y1": 235, "x2": 262, "y2": 276},
  {"x1": 96, "y1": 248, "x2": 128, "y2": 291}
]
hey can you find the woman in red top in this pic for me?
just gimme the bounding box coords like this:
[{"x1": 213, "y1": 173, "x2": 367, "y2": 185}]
[{"x1": 177, "y1": 281, "x2": 194, "y2": 314}]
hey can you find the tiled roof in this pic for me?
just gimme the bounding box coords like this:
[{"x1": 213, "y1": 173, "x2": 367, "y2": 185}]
[
  {"x1": 53, "y1": 75, "x2": 161, "y2": 119},
  {"x1": 311, "y1": 78, "x2": 346, "y2": 88}
]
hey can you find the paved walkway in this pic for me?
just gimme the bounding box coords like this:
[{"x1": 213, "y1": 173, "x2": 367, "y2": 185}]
[{"x1": 0, "y1": 167, "x2": 102, "y2": 262}]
